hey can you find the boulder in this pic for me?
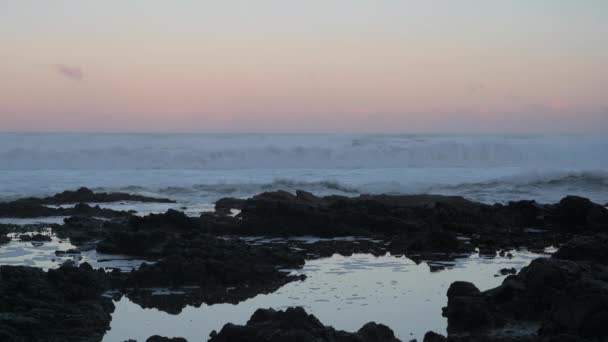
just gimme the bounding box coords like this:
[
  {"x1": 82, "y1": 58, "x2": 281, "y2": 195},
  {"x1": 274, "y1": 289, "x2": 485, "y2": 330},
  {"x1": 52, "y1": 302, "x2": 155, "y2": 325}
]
[{"x1": 208, "y1": 307, "x2": 401, "y2": 342}]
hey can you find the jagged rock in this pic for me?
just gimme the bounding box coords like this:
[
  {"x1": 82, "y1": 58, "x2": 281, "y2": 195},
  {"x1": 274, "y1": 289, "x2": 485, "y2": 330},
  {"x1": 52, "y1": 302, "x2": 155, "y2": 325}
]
[
  {"x1": 209, "y1": 192, "x2": 608, "y2": 238},
  {"x1": 0, "y1": 263, "x2": 113, "y2": 342},
  {"x1": 19, "y1": 233, "x2": 52, "y2": 242},
  {"x1": 499, "y1": 267, "x2": 517, "y2": 276},
  {"x1": 146, "y1": 336, "x2": 188, "y2": 342},
  {"x1": 0, "y1": 201, "x2": 132, "y2": 218},
  {"x1": 553, "y1": 234, "x2": 608, "y2": 264},
  {"x1": 208, "y1": 307, "x2": 401, "y2": 342},
  {"x1": 39, "y1": 187, "x2": 175, "y2": 204},
  {"x1": 441, "y1": 236, "x2": 608, "y2": 340}
]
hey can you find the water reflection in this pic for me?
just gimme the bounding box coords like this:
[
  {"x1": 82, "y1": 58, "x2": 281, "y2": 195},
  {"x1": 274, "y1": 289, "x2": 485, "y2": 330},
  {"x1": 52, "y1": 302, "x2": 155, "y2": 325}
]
[{"x1": 104, "y1": 251, "x2": 546, "y2": 341}]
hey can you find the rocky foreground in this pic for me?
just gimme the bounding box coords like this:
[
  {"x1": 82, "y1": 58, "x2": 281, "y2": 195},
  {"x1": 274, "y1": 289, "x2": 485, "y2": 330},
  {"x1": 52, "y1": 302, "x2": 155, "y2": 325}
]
[{"x1": 0, "y1": 188, "x2": 607, "y2": 341}]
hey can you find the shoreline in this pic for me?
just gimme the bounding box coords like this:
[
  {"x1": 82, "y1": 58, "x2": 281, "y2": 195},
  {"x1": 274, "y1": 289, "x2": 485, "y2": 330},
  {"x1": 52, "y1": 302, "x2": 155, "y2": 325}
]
[{"x1": 1, "y1": 188, "x2": 607, "y2": 341}]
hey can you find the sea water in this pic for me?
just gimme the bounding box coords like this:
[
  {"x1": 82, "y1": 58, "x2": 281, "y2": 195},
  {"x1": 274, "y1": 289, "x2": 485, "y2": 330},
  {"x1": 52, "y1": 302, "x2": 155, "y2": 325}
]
[
  {"x1": 0, "y1": 133, "x2": 604, "y2": 341},
  {"x1": 1, "y1": 133, "x2": 607, "y2": 206}
]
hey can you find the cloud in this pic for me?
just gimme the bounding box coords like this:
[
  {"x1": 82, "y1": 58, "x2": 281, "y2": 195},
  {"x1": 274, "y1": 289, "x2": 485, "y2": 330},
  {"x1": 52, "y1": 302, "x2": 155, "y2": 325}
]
[
  {"x1": 55, "y1": 64, "x2": 84, "y2": 81},
  {"x1": 467, "y1": 83, "x2": 485, "y2": 93}
]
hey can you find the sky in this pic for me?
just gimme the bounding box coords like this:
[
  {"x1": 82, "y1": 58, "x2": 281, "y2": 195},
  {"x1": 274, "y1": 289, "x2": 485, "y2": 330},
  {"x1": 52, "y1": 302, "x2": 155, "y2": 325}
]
[{"x1": 1, "y1": 0, "x2": 607, "y2": 133}]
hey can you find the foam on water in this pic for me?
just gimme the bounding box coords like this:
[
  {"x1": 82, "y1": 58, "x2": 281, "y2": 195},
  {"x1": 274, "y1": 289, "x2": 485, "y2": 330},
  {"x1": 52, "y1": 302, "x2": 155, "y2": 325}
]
[
  {"x1": 1, "y1": 133, "x2": 607, "y2": 205},
  {"x1": 0, "y1": 231, "x2": 150, "y2": 271}
]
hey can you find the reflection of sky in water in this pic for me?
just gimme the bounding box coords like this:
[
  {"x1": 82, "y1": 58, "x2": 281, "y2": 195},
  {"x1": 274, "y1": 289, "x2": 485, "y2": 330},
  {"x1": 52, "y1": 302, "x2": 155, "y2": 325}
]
[
  {"x1": 0, "y1": 232, "x2": 150, "y2": 271},
  {"x1": 104, "y1": 251, "x2": 545, "y2": 342},
  {"x1": 0, "y1": 217, "x2": 69, "y2": 225}
]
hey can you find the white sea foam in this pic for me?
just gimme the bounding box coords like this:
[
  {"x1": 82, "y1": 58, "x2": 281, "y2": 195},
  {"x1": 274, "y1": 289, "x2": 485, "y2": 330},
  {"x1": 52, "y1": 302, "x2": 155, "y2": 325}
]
[{"x1": 0, "y1": 133, "x2": 606, "y2": 205}]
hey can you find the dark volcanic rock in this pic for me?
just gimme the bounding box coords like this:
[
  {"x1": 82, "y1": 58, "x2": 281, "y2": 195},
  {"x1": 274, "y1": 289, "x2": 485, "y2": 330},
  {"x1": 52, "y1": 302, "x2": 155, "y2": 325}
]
[
  {"x1": 208, "y1": 307, "x2": 401, "y2": 342},
  {"x1": 123, "y1": 236, "x2": 306, "y2": 313},
  {"x1": 499, "y1": 267, "x2": 517, "y2": 276},
  {"x1": 40, "y1": 187, "x2": 175, "y2": 204},
  {"x1": 0, "y1": 187, "x2": 174, "y2": 218},
  {"x1": 553, "y1": 233, "x2": 608, "y2": 264},
  {"x1": 440, "y1": 235, "x2": 608, "y2": 341},
  {"x1": 209, "y1": 191, "x2": 608, "y2": 239},
  {"x1": 129, "y1": 209, "x2": 199, "y2": 232},
  {"x1": 0, "y1": 263, "x2": 113, "y2": 342},
  {"x1": 146, "y1": 336, "x2": 187, "y2": 342},
  {"x1": 0, "y1": 201, "x2": 132, "y2": 218},
  {"x1": 19, "y1": 233, "x2": 52, "y2": 242},
  {"x1": 544, "y1": 196, "x2": 608, "y2": 231}
]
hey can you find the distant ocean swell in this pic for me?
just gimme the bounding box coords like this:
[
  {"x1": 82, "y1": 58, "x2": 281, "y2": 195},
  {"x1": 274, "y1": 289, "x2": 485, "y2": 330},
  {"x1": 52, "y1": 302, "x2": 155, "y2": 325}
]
[{"x1": 1, "y1": 134, "x2": 607, "y2": 170}]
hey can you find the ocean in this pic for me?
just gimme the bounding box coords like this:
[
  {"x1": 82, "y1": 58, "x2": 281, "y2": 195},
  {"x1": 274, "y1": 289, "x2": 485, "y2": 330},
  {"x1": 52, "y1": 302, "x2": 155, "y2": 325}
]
[
  {"x1": 1, "y1": 133, "x2": 607, "y2": 207},
  {"x1": 1, "y1": 132, "x2": 605, "y2": 341}
]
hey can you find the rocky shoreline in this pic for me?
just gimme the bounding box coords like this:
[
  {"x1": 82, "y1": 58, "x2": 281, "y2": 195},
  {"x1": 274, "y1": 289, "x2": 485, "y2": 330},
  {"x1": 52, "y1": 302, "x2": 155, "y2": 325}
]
[{"x1": 0, "y1": 188, "x2": 607, "y2": 341}]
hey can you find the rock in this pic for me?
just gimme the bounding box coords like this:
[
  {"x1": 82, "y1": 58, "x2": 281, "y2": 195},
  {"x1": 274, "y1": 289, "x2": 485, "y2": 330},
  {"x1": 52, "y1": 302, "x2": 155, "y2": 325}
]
[
  {"x1": 0, "y1": 263, "x2": 113, "y2": 341},
  {"x1": 441, "y1": 242, "x2": 608, "y2": 340},
  {"x1": 208, "y1": 307, "x2": 401, "y2": 342},
  {"x1": 128, "y1": 209, "x2": 199, "y2": 232},
  {"x1": 423, "y1": 332, "x2": 446, "y2": 342},
  {"x1": 117, "y1": 235, "x2": 306, "y2": 313},
  {"x1": 553, "y1": 234, "x2": 608, "y2": 264},
  {"x1": 61, "y1": 259, "x2": 77, "y2": 268},
  {"x1": 146, "y1": 336, "x2": 188, "y2": 342},
  {"x1": 41, "y1": 187, "x2": 176, "y2": 204},
  {"x1": 0, "y1": 187, "x2": 174, "y2": 218},
  {"x1": 499, "y1": 267, "x2": 517, "y2": 276},
  {"x1": 55, "y1": 248, "x2": 81, "y2": 256},
  {"x1": 545, "y1": 196, "x2": 608, "y2": 231},
  {"x1": 208, "y1": 191, "x2": 608, "y2": 239},
  {"x1": 19, "y1": 233, "x2": 52, "y2": 242},
  {"x1": 0, "y1": 234, "x2": 11, "y2": 244},
  {"x1": 0, "y1": 200, "x2": 132, "y2": 218},
  {"x1": 443, "y1": 281, "x2": 495, "y2": 332}
]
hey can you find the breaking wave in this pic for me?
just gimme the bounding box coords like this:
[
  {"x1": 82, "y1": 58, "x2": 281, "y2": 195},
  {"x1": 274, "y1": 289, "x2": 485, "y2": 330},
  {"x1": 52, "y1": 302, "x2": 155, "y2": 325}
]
[{"x1": 1, "y1": 134, "x2": 607, "y2": 205}]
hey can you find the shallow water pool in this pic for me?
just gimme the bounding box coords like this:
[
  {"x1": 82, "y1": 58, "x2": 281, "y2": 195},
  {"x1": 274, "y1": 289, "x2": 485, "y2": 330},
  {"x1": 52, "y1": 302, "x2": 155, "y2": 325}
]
[{"x1": 104, "y1": 250, "x2": 546, "y2": 342}]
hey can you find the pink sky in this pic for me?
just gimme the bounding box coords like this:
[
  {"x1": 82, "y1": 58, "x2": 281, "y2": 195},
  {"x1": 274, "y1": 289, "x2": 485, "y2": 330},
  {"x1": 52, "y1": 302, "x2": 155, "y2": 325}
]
[{"x1": 1, "y1": 1, "x2": 607, "y2": 133}]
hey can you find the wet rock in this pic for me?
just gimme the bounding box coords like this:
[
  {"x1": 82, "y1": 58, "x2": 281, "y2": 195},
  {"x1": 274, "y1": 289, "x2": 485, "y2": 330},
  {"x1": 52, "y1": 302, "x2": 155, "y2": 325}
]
[
  {"x1": 208, "y1": 307, "x2": 401, "y2": 342},
  {"x1": 39, "y1": 187, "x2": 176, "y2": 204},
  {"x1": 423, "y1": 332, "x2": 446, "y2": 342},
  {"x1": 55, "y1": 248, "x2": 81, "y2": 256},
  {"x1": 0, "y1": 234, "x2": 11, "y2": 244},
  {"x1": 553, "y1": 234, "x2": 608, "y2": 264},
  {"x1": 440, "y1": 241, "x2": 608, "y2": 340},
  {"x1": 209, "y1": 191, "x2": 608, "y2": 239},
  {"x1": 128, "y1": 209, "x2": 199, "y2": 232},
  {"x1": 499, "y1": 267, "x2": 517, "y2": 276},
  {"x1": 389, "y1": 231, "x2": 474, "y2": 256},
  {"x1": 0, "y1": 263, "x2": 113, "y2": 342},
  {"x1": 0, "y1": 200, "x2": 132, "y2": 218},
  {"x1": 545, "y1": 196, "x2": 608, "y2": 231},
  {"x1": 54, "y1": 216, "x2": 129, "y2": 245},
  {"x1": 18, "y1": 233, "x2": 52, "y2": 242},
  {"x1": 119, "y1": 236, "x2": 306, "y2": 313},
  {"x1": 214, "y1": 197, "x2": 246, "y2": 215},
  {"x1": 0, "y1": 187, "x2": 174, "y2": 219},
  {"x1": 146, "y1": 336, "x2": 188, "y2": 342}
]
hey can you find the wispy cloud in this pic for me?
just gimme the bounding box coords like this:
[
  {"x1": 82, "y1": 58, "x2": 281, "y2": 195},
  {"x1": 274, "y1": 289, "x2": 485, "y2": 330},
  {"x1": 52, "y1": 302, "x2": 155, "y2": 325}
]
[
  {"x1": 55, "y1": 64, "x2": 84, "y2": 81},
  {"x1": 467, "y1": 83, "x2": 485, "y2": 94}
]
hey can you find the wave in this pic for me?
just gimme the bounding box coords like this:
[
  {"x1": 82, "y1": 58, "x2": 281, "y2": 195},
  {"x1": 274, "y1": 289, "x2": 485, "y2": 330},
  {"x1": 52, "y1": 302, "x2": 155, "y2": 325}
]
[
  {"x1": 436, "y1": 170, "x2": 608, "y2": 192},
  {"x1": 154, "y1": 179, "x2": 361, "y2": 197},
  {"x1": 424, "y1": 171, "x2": 608, "y2": 204},
  {"x1": 1, "y1": 133, "x2": 607, "y2": 170},
  {"x1": 2, "y1": 170, "x2": 607, "y2": 205},
  {"x1": 99, "y1": 170, "x2": 608, "y2": 205}
]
